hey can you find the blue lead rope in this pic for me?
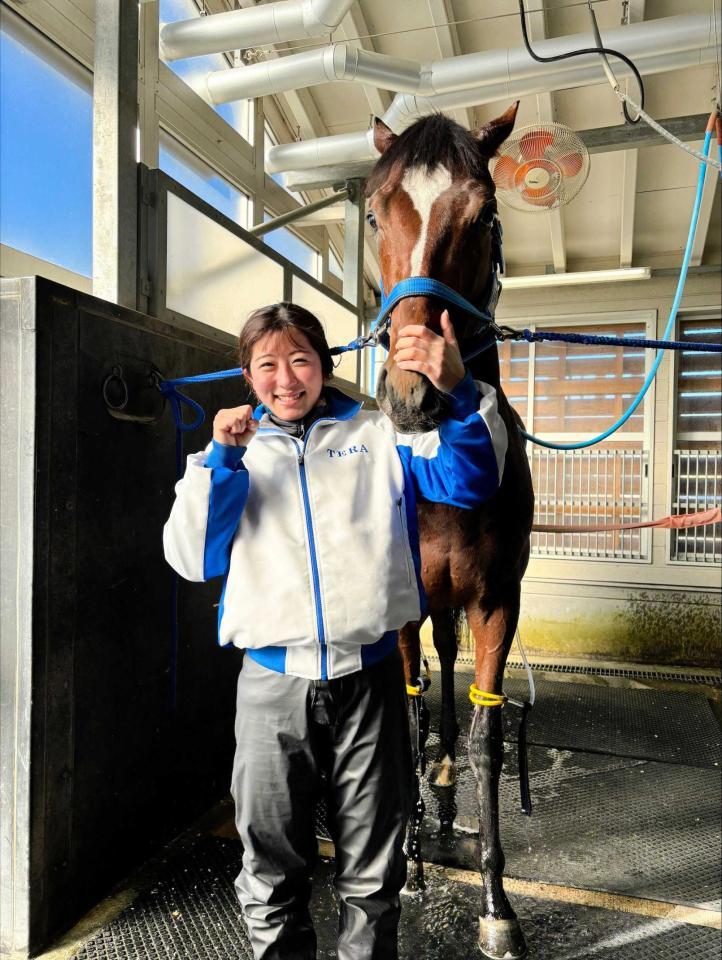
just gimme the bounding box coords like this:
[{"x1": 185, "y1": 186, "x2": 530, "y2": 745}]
[
  {"x1": 158, "y1": 366, "x2": 246, "y2": 434},
  {"x1": 506, "y1": 329, "x2": 721, "y2": 353}
]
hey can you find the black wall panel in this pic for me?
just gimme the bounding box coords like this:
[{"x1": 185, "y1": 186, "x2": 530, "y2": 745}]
[{"x1": 26, "y1": 279, "x2": 247, "y2": 950}]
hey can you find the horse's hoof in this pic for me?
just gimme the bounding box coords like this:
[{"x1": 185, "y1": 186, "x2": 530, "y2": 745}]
[
  {"x1": 478, "y1": 917, "x2": 527, "y2": 960},
  {"x1": 428, "y1": 755, "x2": 457, "y2": 788}
]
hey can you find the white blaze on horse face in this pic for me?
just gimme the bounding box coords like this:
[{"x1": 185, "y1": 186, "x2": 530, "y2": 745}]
[{"x1": 401, "y1": 164, "x2": 453, "y2": 276}]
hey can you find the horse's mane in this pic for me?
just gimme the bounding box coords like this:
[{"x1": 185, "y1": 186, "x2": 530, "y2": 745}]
[{"x1": 365, "y1": 114, "x2": 491, "y2": 194}]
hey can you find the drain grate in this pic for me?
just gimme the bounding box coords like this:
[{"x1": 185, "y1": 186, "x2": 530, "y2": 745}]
[{"x1": 433, "y1": 653, "x2": 722, "y2": 687}]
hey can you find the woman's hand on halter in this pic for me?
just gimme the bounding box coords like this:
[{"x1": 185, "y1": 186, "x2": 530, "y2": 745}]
[
  {"x1": 394, "y1": 310, "x2": 465, "y2": 394},
  {"x1": 213, "y1": 405, "x2": 259, "y2": 447}
]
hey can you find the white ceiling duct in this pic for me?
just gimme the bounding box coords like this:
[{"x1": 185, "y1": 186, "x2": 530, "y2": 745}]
[
  {"x1": 206, "y1": 45, "x2": 422, "y2": 103},
  {"x1": 264, "y1": 12, "x2": 719, "y2": 175},
  {"x1": 206, "y1": 13, "x2": 716, "y2": 105},
  {"x1": 159, "y1": 0, "x2": 354, "y2": 61}
]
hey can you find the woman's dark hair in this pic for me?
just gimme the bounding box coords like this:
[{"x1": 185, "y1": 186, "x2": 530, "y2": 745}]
[{"x1": 239, "y1": 302, "x2": 334, "y2": 380}]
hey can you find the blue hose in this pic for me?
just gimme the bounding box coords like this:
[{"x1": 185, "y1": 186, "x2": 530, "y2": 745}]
[{"x1": 521, "y1": 127, "x2": 715, "y2": 450}]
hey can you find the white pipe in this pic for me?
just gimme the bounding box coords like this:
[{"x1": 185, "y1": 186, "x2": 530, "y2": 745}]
[
  {"x1": 382, "y1": 50, "x2": 715, "y2": 129},
  {"x1": 159, "y1": 0, "x2": 355, "y2": 62},
  {"x1": 207, "y1": 13, "x2": 716, "y2": 104},
  {"x1": 266, "y1": 12, "x2": 719, "y2": 173},
  {"x1": 206, "y1": 46, "x2": 420, "y2": 103}
]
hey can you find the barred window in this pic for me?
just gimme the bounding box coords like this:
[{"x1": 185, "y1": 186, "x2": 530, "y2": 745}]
[
  {"x1": 498, "y1": 319, "x2": 650, "y2": 561},
  {"x1": 671, "y1": 315, "x2": 721, "y2": 564}
]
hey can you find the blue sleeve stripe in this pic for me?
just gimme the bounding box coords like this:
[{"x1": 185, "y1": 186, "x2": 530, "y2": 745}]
[
  {"x1": 397, "y1": 417, "x2": 499, "y2": 509},
  {"x1": 203, "y1": 467, "x2": 249, "y2": 580},
  {"x1": 206, "y1": 439, "x2": 246, "y2": 470}
]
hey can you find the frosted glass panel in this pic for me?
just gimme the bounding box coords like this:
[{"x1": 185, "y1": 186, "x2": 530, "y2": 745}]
[
  {"x1": 167, "y1": 193, "x2": 284, "y2": 335},
  {"x1": 292, "y1": 277, "x2": 359, "y2": 387}
]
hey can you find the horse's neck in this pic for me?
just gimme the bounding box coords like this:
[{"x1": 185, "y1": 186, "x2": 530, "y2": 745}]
[{"x1": 467, "y1": 347, "x2": 501, "y2": 390}]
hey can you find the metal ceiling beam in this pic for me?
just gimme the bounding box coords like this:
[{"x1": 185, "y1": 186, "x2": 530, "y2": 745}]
[
  {"x1": 426, "y1": 0, "x2": 474, "y2": 130},
  {"x1": 580, "y1": 113, "x2": 710, "y2": 153},
  {"x1": 689, "y1": 170, "x2": 719, "y2": 267},
  {"x1": 619, "y1": 0, "x2": 645, "y2": 268},
  {"x1": 523, "y1": 0, "x2": 566, "y2": 273}
]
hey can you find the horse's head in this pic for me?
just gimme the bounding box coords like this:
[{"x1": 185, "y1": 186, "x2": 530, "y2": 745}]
[{"x1": 365, "y1": 104, "x2": 518, "y2": 433}]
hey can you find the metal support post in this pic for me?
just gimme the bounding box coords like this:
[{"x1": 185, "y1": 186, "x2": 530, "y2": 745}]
[
  {"x1": 252, "y1": 96, "x2": 266, "y2": 228},
  {"x1": 138, "y1": 1, "x2": 160, "y2": 169},
  {"x1": 249, "y1": 188, "x2": 350, "y2": 237},
  {"x1": 93, "y1": 0, "x2": 139, "y2": 308},
  {"x1": 342, "y1": 179, "x2": 366, "y2": 385}
]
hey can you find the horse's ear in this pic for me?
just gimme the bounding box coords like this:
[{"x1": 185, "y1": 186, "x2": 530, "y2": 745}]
[
  {"x1": 373, "y1": 117, "x2": 397, "y2": 155},
  {"x1": 472, "y1": 102, "x2": 519, "y2": 158}
]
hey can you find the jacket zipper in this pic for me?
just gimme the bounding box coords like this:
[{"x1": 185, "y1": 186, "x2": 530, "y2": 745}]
[
  {"x1": 396, "y1": 496, "x2": 415, "y2": 586},
  {"x1": 293, "y1": 427, "x2": 328, "y2": 679}
]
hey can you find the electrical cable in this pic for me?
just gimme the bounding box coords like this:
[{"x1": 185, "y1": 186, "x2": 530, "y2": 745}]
[
  {"x1": 517, "y1": 0, "x2": 644, "y2": 123},
  {"x1": 519, "y1": 0, "x2": 721, "y2": 169},
  {"x1": 584, "y1": 1, "x2": 722, "y2": 170}
]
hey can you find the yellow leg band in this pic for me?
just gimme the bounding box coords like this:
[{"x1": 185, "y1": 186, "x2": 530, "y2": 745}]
[
  {"x1": 469, "y1": 685, "x2": 507, "y2": 708},
  {"x1": 406, "y1": 683, "x2": 424, "y2": 697}
]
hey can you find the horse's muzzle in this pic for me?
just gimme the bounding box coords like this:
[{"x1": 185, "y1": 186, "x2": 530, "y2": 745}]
[{"x1": 376, "y1": 367, "x2": 448, "y2": 433}]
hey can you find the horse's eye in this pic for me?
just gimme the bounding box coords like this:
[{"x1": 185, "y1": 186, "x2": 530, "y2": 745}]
[{"x1": 366, "y1": 210, "x2": 378, "y2": 231}]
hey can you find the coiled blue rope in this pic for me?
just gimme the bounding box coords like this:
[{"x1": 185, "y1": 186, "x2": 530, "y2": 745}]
[{"x1": 520, "y1": 127, "x2": 716, "y2": 450}]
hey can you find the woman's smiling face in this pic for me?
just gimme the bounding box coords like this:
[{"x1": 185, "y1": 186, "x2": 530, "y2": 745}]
[{"x1": 245, "y1": 329, "x2": 325, "y2": 420}]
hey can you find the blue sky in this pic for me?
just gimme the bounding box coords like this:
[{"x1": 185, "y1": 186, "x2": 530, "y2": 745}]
[
  {"x1": 0, "y1": 16, "x2": 318, "y2": 282},
  {"x1": 0, "y1": 26, "x2": 93, "y2": 275}
]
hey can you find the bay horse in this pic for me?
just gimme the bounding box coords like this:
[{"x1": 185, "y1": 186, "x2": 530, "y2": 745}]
[{"x1": 364, "y1": 104, "x2": 534, "y2": 960}]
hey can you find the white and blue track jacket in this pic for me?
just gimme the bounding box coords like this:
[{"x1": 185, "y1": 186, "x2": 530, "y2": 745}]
[{"x1": 163, "y1": 372, "x2": 507, "y2": 680}]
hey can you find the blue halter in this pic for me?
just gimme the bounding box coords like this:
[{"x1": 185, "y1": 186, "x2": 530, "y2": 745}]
[{"x1": 373, "y1": 216, "x2": 505, "y2": 364}]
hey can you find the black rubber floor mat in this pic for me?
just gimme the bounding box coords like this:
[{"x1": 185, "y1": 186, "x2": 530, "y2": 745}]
[
  {"x1": 424, "y1": 671, "x2": 721, "y2": 768},
  {"x1": 72, "y1": 836, "x2": 252, "y2": 960},
  {"x1": 72, "y1": 837, "x2": 721, "y2": 960},
  {"x1": 420, "y1": 743, "x2": 722, "y2": 909}
]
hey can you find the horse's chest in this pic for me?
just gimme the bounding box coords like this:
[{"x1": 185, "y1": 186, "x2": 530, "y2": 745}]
[{"x1": 416, "y1": 503, "x2": 492, "y2": 605}]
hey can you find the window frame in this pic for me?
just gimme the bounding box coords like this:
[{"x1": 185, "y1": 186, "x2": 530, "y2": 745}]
[
  {"x1": 505, "y1": 309, "x2": 657, "y2": 448},
  {"x1": 666, "y1": 307, "x2": 722, "y2": 566},
  {"x1": 498, "y1": 308, "x2": 657, "y2": 565}
]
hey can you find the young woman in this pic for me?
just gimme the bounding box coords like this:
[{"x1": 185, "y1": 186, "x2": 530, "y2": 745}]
[{"x1": 163, "y1": 302, "x2": 508, "y2": 960}]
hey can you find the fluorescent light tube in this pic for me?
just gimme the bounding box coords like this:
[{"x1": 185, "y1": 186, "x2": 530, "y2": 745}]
[{"x1": 500, "y1": 267, "x2": 651, "y2": 288}]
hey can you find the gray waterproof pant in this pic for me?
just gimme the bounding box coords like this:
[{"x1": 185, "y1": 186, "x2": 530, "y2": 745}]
[{"x1": 231, "y1": 651, "x2": 413, "y2": 960}]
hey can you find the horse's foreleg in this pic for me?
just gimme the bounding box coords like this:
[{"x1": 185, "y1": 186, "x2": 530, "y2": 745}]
[
  {"x1": 428, "y1": 607, "x2": 460, "y2": 788},
  {"x1": 466, "y1": 602, "x2": 527, "y2": 960},
  {"x1": 398, "y1": 622, "x2": 428, "y2": 893}
]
